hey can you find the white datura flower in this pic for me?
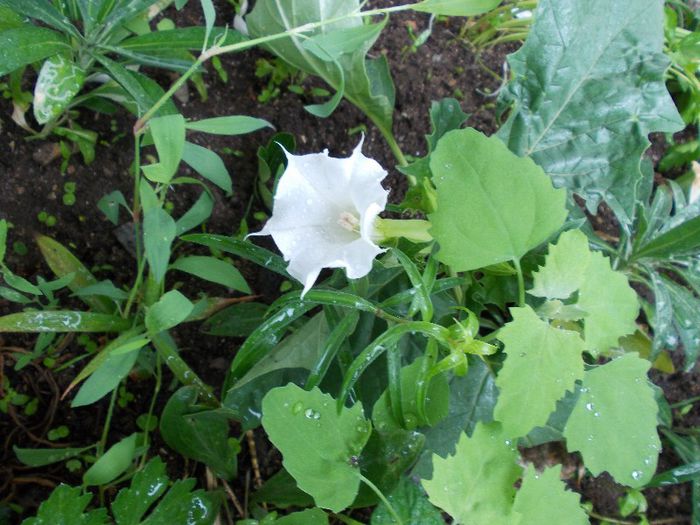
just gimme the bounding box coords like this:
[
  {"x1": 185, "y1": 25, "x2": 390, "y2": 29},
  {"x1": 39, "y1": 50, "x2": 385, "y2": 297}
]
[{"x1": 254, "y1": 138, "x2": 388, "y2": 296}]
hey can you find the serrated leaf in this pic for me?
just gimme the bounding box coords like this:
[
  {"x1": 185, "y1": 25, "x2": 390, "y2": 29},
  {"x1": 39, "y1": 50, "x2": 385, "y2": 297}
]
[
  {"x1": 494, "y1": 305, "x2": 585, "y2": 438},
  {"x1": 371, "y1": 477, "x2": 442, "y2": 525},
  {"x1": 247, "y1": 0, "x2": 394, "y2": 131},
  {"x1": 429, "y1": 128, "x2": 567, "y2": 270},
  {"x1": 20, "y1": 484, "x2": 108, "y2": 525},
  {"x1": 33, "y1": 54, "x2": 86, "y2": 125},
  {"x1": 530, "y1": 230, "x2": 639, "y2": 354},
  {"x1": 422, "y1": 423, "x2": 520, "y2": 525},
  {"x1": 261, "y1": 384, "x2": 371, "y2": 512},
  {"x1": 563, "y1": 354, "x2": 660, "y2": 488},
  {"x1": 512, "y1": 465, "x2": 589, "y2": 525},
  {"x1": 497, "y1": 0, "x2": 683, "y2": 222},
  {"x1": 111, "y1": 457, "x2": 168, "y2": 524}
]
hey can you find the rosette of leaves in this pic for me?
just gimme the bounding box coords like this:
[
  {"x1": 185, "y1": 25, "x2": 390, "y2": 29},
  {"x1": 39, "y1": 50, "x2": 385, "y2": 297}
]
[{"x1": 0, "y1": 0, "x2": 244, "y2": 155}]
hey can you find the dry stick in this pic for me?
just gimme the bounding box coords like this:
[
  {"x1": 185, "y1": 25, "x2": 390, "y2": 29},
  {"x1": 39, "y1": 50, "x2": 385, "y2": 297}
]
[
  {"x1": 222, "y1": 480, "x2": 246, "y2": 519},
  {"x1": 246, "y1": 430, "x2": 263, "y2": 489}
]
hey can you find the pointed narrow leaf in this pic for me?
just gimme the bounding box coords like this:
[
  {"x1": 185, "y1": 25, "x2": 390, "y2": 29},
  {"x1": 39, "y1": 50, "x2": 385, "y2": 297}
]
[
  {"x1": 413, "y1": 0, "x2": 500, "y2": 16},
  {"x1": 186, "y1": 116, "x2": 272, "y2": 135},
  {"x1": 0, "y1": 311, "x2": 129, "y2": 332},
  {"x1": 182, "y1": 142, "x2": 232, "y2": 194},
  {"x1": 0, "y1": 26, "x2": 70, "y2": 76},
  {"x1": 83, "y1": 433, "x2": 138, "y2": 486},
  {"x1": 145, "y1": 290, "x2": 194, "y2": 334}
]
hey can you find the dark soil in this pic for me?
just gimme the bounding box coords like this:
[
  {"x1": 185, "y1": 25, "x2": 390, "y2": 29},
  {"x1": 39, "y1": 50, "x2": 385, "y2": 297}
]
[{"x1": 0, "y1": 1, "x2": 695, "y2": 524}]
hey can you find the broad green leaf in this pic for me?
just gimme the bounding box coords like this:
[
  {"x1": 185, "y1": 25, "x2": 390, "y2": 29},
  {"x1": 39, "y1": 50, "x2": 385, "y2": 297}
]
[
  {"x1": 634, "y1": 215, "x2": 700, "y2": 260},
  {"x1": 497, "y1": 0, "x2": 683, "y2": 222},
  {"x1": 83, "y1": 434, "x2": 138, "y2": 486},
  {"x1": 143, "y1": 206, "x2": 176, "y2": 284},
  {"x1": 372, "y1": 357, "x2": 449, "y2": 431},
  {"x1": 170, "y1": 256, "x2": 250, "y2": 293},
  {"x1": 247, "y1": 0, "x2": 395, "y2": 131},
  {"x1": 563, "y1": 354, "x2": 661, "y2": 488},
  {"x1": 72, "y1": 280, "x2": 129, "y2": 301},
  {"x1": 422, "y1": 423, "x2": 520, "y2": 525},
  {"x1": 303, "y1": 24, "x2": 385, "y2": 61},
  {"x1": 429, "y1": 128, "x2": 567, "y2": 270},
  {"x1": 203, "y1": 302, "x2": 269, "y2": 337},
  {"x1": 530, "y1": 230, "x2": 639, "y2": 353},
  {"x1": 512, "y1": 465, "x2": 589, "y2": 525},
  {"x1": 36, "y1": 234, "x2": 114, "y2": 313},
  {"x1": 72, "y1": 348, "x2": 140, "y2": 407},
  {"x1": 142, "y1": 114, "x2": 186, "y2": 184},
  {"x1": 14, "y1": 445, "x2": 93, "y2": 467},
  {"x1": 160, "y1": 386, "x2": 237, "y2": 480},
  {"x1": 371, "y1": 477, "x2": 442, "y2": 525},
  {"x1": 97, "y1": 190, "x2": 129, "y2": 225},
  {"x1": 0, "y1": 0, "x2": 79, "y2": 36},
  {"x1": 0, "y1": 26, "x2": 70, "y2": 76},
  {"x1": 0, "y1": 6, "x2": 24, "y2": 30},
  {"x1": 412, "y1": 0, "x2": 500, "y2": 16},
  {"x1": 175, "y1": 192, "x2": 214, "y2": 236},
  {"x1": 251, "y1": 469, "x2": 315, "y2": 508},
  {"x1": 426, "y1": 98, "x2": 469, "y2": 152},
  {"x1": 111, "y1": 456, "x2": 220, "y2": 525},
  {"x1": 145, "y1": 290, "x2": 194, "y2": 334},
  {"x1": 494, "y1": 305, "x2": 585, "y2": 438},
  {"x1": 276, "y1": 508, "x2": 328, "y2": 525},
  {"x1": 33, "y1": 54, "x2": 86, "y2": 125},
  {"x1": 661, "y1": 276, "x2": 700, "y2": 370},
  {"x1": 261, "y1": 384, "x2": 371, "y2": 512},
  {"x1": 0, "y1": 311, "x2": 129, "y2": 332},
  {"x1": 182, "y1": 142, "x2": 232, "y2": 194},
  {"x1": 185, "y1": 116, "x2": 272, "y2": 135},
  {"x1": 20, "y1": 485, "x2": 108, "y2": 525}
]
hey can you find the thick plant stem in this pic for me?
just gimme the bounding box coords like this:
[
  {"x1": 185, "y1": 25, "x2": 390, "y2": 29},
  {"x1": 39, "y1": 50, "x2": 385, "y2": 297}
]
[
  {"x1": 357, "y1": 473, "x2": 404, "y2": 525},
  {"x1": 376, "y1": 218, "x2": 432, "y2": 244},
  {"x1": 513, "y1": 258, "x2": 525, "y2": 307}
]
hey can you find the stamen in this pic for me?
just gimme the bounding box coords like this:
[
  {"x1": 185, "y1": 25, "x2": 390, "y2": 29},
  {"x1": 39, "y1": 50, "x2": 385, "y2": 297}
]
[{"x1": 338, "y1": 211, "x2": 360, "y2": 232}]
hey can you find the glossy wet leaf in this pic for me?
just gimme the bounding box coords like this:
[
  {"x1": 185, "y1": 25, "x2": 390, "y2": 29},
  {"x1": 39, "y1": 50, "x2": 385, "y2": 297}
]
[
  {"x1": 0, "y1": 26, "x2": 70, "y2": 76},
  {"x1": 160, "y1": 386, "x2": 237, "y2": 480},
  {"x1": 660, "y1": 275, "x2": 700, "y2": 370},
  {"x1": 247, "y1": 0, "x2": 394, "y2": 131},
  {"x1": 512, "y1": 465, "x2": 589, "y2": 525},
  {"x1": 145, "y1": 290, "x2": 194, "y2": 334},
  {"x1": 498, "y1": 0, "x2": 683, "y2": 222},
  {"x1": 494, "y1": 306, "x2": 585, "y2": 438},
  {"x1": 111, "y1": 457, "x2": 168, "y2": 524},
  {"x1": 20, "y1": 484, "x2": 108, "y2": 525},
  {"x1": 33, "y1": 54, "x2": 86, "y2": 125},
  {"x1": 261, "y1": 384, "x2": 371, "y2": 512},
  {"x1": 371, "y1": 477, "x2": 442, "y2": 525},
  {"x1": 170, "y1": 256, "x2": 250, "y2": 293},
  {"x1": 563, "y1": 354, "x2": 661, "y2": 488},
  {"x1": 429, "y1": 128, "x2": 567, "y2": 271},
  {"x1": 0, "y1": 0, "x2": 78, "y2": 36},
  {"x1": 422, "y1": 423, "x2": 520, "y2": 525},
  {"x1": 0, "y1": 311, "x2": 129, "y2": 332},
  {"x1": 530, "y1": 230, "x2": 639, "y2": 354},
  {"x1": 83, "y1": 433, "x2": 138, "y2": 486}
]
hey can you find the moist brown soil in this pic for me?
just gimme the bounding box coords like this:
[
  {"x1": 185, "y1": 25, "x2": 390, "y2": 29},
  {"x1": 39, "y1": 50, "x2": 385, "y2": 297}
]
[{"x1": 0, "y1": 1, "x2": 695, "y2": 523}]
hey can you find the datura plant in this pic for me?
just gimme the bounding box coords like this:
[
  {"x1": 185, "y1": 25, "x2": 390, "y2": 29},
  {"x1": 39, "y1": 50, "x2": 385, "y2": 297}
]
[{"x1": 4, "y1": 0, "x2": 699, "y2": 524}]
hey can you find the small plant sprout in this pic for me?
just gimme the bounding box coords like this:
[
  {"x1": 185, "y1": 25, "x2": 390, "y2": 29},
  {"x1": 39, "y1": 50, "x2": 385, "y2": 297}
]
[{"x1": 252, "y1": 138, "x2": 389, "y2": 295}]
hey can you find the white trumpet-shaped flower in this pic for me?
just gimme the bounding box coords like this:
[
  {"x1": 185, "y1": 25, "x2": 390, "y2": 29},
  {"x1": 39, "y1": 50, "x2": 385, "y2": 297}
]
[{"x1": 254, "y1": 138, "x2": 388, "y2": 296}]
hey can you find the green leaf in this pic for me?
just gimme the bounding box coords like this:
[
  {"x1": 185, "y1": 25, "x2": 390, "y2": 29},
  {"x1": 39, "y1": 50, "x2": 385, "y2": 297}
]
[
  {"x1": 276, "y1": 509, "x2": 328, "y2": 525},
  {"x1": 145, "y1": 290, "x2": 195, "y2": 334},
  {"x1": 0, "y1": 311, "x2": 129, "y2": 332},
  {"x1": 302, "y1": 24, "x2": 384, "y2": 61},
  {"x1": 83, "y1": 434, "x2": 138, "y2": 486},
  {"x1": 634, "y1": 215, "x2": 700, "y2": 260},
  {"x1": 14, "y1": 445, "x2": 93, "y2": 467},
  {"x1": 429, "y1": 128, "x2": 567, "y2": 270},
  {"x1": 170, "y1": 256, "x2": 250, "y2": 293},
  {"x1": 160, "y1": 386, "x2": 237, "y2": 480},
  {"x1": 33, "y1": 54, "x2": 86, "y2": 125},
  {"x1": 202, "y1": 302, "x2": 269, "y2": 337},
  {"x1": 72, "y1": 348, "x2": 140, "y2": 407},
  {"x1": 247, "y1": 0, "x2": 394, "y2": 130},
  {"x1": 36, "y1": 234, "x2": 114, "y2": 313},
  {"x1": 0, "y1": 220, "x2": 6, "y2": 265},
  {"x1": 0, "y1": 6, "x2": 26, "y2": 30},
  {"x1": 563, "y1": 353, "x2": 661, "y2": 488},
  {"x1": 20, "y1": 484, "x2": 108, "y2": 525},
  {"x1": 0, "y1": 0, "x2": 79, "y2": 36},
  {"x1": 111, "y1": 457, "x2": 221, "y2": 525},
  {"x1": 182, "y1": 142, "x2": 232, "y2": 194},
  {"x1": 0, "y1": 26, "x2": 70, "y2": 76},
  {"x1": 185, "y1": 115, "x2": 272, "y2": 135},
  {"x1": 421, "y1": 423, "x2": 520, "y2": 525},
  {"x1": 512, "y1": 465, "x2": 589, "y2": 525},
  {"x1": 143, "y1": 206, "x2": 176, "y2": 284},
  {"x1": 412, "y1": 0, "x2": 501, "y2": 16},
  {"x1": 426, "y1": 98, "x2": 469, "y2": 151},
  {"x1": 175, "y1": 192, "x2": 214, "y2": 236},
  {"x1": 497, "y1": 0, "x2": 683, "y2": 222},
  {"x1": 72, "y1": 280, "x2": 129, "y2": 302},
  {"x1": 660, "y1": 276, "x2": 700, "y2": 370},
  {"x1": 120, "y1": 26, "x2": 246, "y2": 52},
  {"x1": 142, "y1": 114, "x2": 186, "y2": 184},
  {"x1": 530, "y1": 229, "x2": 639, "y2": 353},
  {"x1": 261, "y1": 384, "x2": 371, "y2": 512},
  {"x1": 371, "y1": 477, "x2": 442, "y2": 525},
  {"x1": 494, "y1": 305, "x2": 585, "y2": 438}
]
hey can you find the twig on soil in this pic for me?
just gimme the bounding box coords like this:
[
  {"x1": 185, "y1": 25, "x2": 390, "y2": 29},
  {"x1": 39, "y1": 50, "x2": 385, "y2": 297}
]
[
  {"x1": 222, "y1": 479, "x2": 246, "y2": 519},
  {"x1": 246, "y1": 430, "x2": 263, "y2": 489}
]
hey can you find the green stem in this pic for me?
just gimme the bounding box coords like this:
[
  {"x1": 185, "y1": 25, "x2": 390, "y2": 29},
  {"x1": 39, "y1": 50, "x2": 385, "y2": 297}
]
[
  {"x1": 123, "y1": 134, "x2": 145, "y2": 319},
  {"x1": 97, "y1": 386, "x2": 119, "y2": 457},
  {"x1": 139, "y1": 353, "x2": 162, "y2": 468},
  {"x1": 357, "y1": 473, "x2": 403, "y2": 525},
  {"x1": 376, "y1": 218, "x2": 432, "y2": 244},
  {"x1": 377, "y1": 122, "x2": 408, "y2": 167},
  {"x1": 513, "y1": 258, "x2": 525, "y2": 307}
]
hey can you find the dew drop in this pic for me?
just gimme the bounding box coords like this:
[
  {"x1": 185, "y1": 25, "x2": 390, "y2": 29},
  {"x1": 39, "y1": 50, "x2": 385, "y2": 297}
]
[
  {"x1": 631, "y1": 470, "x2": 642, "y2": 480},
  {"x1": 585, "y1": 402, "x2": 594, "y2": 411},
  {"x1": 304, "y1": 408, "x2": 321, "y2": 420}
]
